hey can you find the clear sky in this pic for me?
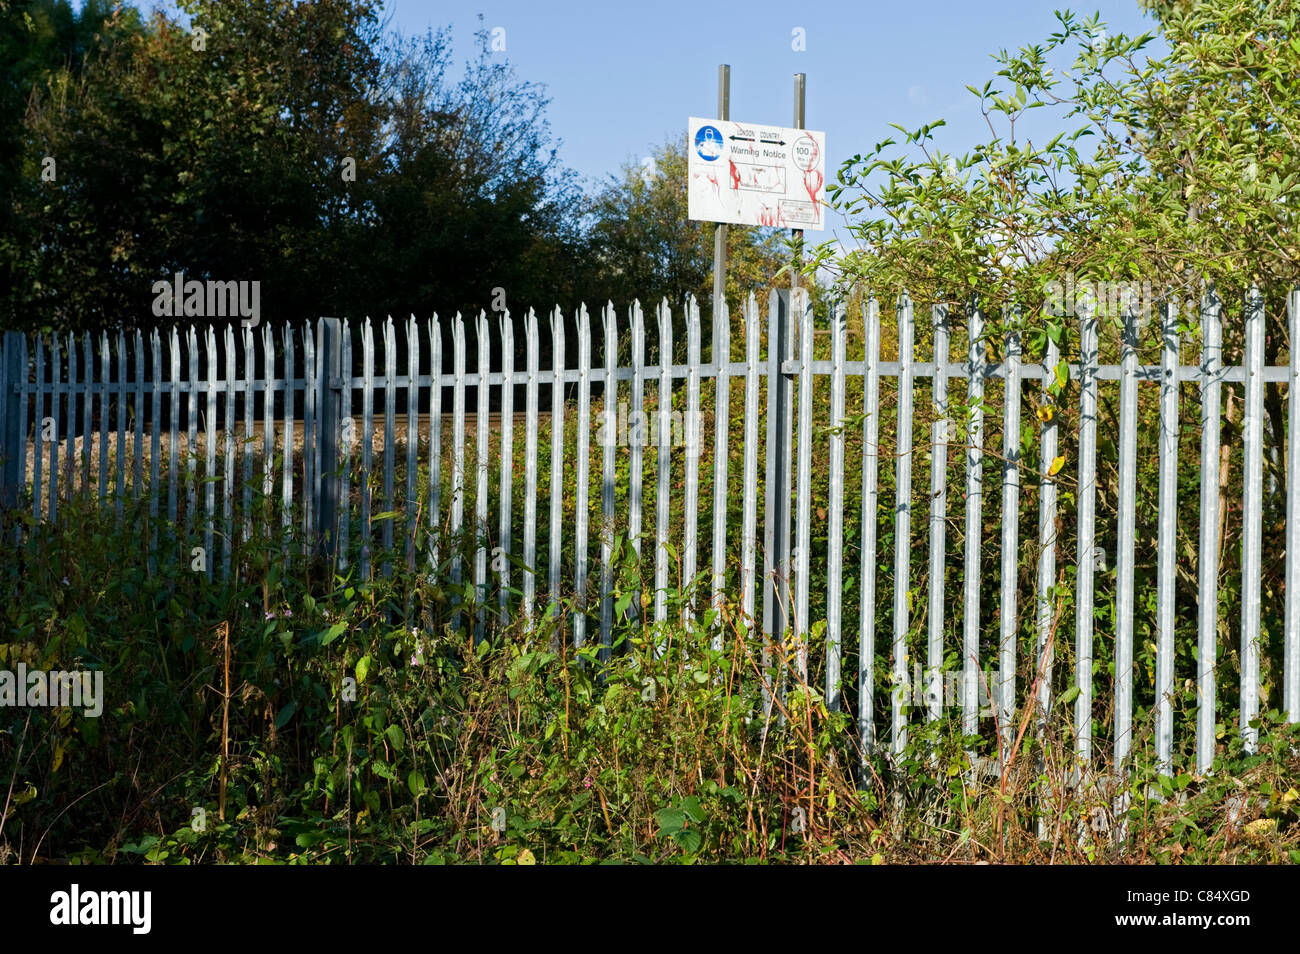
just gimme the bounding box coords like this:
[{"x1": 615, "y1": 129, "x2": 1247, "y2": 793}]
[{"x1": 384, "y1": 0, "x2": 1167, "y2": 242}]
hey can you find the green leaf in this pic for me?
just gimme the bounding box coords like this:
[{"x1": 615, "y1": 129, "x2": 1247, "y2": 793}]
[
  {"x1": 407, "y1": 771, "x2": 427, "y2": 797},
  {"x1": 675, "y1": 829, "x2": 702, "y2": 854},
  {"x1": 1059, "y1": 685, "x2": 1081, "y2": 705},
  {"x1": 655, "y1": 808, "x2": 686, "y2": 833},
  {"x1": 680, "y1": 796, "x2": 706, "y2": 824},
  {"x1": 356, "y1": 653, "x2": 372, "y2": 683},
  {"x1": 274, "y1": 700, "x2": 298, "y2": 729},
  {"x1": 385, "y1": 723, "x2": 404, "y2": 750},
  {"x1": 615, "y1": 591, "x2": 633, "y2": 617},
  {"x1": 321, "y1": 621, "x2": 347, "y2": 646}
]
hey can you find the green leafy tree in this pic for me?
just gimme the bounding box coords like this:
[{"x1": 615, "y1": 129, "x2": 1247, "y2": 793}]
[
  {"x1": 0, "y1": 0, "x2": 144, "y2": 326},
  {"x1": 360, "y1": 22, "x2": 587, "y2": 319},
  {"x1": 4, "y1": 2, "x2": 587, "y2": 332},
  {"x1": 12, "y1": 0, "x2": 389, "y2": 330},
  {"x1": 821, "y1": 1, "x2": 1300, "y2": 359}
]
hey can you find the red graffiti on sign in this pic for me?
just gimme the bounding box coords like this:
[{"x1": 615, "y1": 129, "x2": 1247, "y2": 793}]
[{"x1": 803, "y1": 169, "x2": 823, "y2": 222}]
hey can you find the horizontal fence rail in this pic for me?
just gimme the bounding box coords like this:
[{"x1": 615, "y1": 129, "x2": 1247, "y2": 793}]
[{"x1": 2, "y1": 286, "x2": 1299, "y2": 782}]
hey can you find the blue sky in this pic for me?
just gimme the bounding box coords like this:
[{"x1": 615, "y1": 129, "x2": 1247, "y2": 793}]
[{"x1": 384, "y1": 0, "x2": 1168, "y2": 243}]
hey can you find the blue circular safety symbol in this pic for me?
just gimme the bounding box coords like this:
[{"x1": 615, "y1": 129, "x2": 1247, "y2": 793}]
[{"x1": 695, "y1": 125, "x2": 724, "y2": 161}]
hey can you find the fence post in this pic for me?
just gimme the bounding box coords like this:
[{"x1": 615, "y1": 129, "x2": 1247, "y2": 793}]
[
  {"x1": 997, "y1": 321, "x2": 1022, "y2": 758},
  {"x1": 1240, "y1": 286, "x2": 1265, "y2": 752},
  {"x1": 1285, "y1": 289, "x2": 1300, "y2": 724},
  {"x1": 317, "y1": 317, "x2": 343, "y2": 568},
  {"x1": 1196, "y1": 288, "x2": 1223, "y2": 773},
  {"x1": 1, "y1": 331, "x2": 27, "y2": 516},
  {"x1": 861, "y1": 294, "x2": 883, "y2": 759},
  {"x1": 1154, "y1": 300, "x2": 1180, "y2": 775},
  {"x1": 892, "y1": 292, "x2": 916, "y2": 755},
  {"x1": 1114, "y1": 302, "x2": 1140, "y2": 766},
  {"x1": 762, "y1": 288, "x2": 794, "y2": 713},
  {"x1": 962, "y1": 301, "x2": 984, "y2": 743},
  {"x1": 1075, "y1": 300, "x2": 1100, "y2": 773},
  {"x1": 793, "y1": 287, "x2": 814, "y2": 683}
]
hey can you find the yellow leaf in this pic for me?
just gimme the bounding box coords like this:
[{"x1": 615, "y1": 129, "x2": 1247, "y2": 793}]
[
  {"x1": 1047, "y1": 455, "x2": 1066, "y2": 476},
  {"x1": 517, "y1": 848, "x2": 536, "y2": 865},
  {"x1": 1037, "y1": 405, "x2": 1054, "y2": 423},
  {"x1": 1244, "y1": 818, "x2": 1276, "y2": 845}
]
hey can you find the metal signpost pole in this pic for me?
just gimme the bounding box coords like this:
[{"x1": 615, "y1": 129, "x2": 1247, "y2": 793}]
[
  {"x1": 713, "y1": 65, "x2": 730, "y2": 365},
  {"x1": 782, "y1": 72, "x2": 806, "y2": 692},
  {"x1": 792, "y1": 73, "x2": 805, "y2": 299}
]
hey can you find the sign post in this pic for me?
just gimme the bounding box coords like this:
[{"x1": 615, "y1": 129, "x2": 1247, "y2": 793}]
[
  {"x1": 791, "y1": 73, "x2": 806, "y2": 299},
  {"x1": 713, "y1": 65, "x2": 730, "y2": 364}
]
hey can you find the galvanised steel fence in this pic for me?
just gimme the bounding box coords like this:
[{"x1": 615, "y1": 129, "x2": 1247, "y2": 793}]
[{"x1": 2, "y1": 287, "x2": 1299, "y2": 779}]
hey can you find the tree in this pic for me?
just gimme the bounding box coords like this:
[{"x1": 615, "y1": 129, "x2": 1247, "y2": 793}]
[
  {"x1": 821, "y1": 1, "x2": 1300, "y2": 361},
  {"x1": 0, "y1": 0, "x2": 144, "y2": 326},
  {"x1": 360, "y1": 22, "x2": 587, "y2": 319},
  {"x1": 1130, "y1": 0, "x2": 1300, "y2": 298},
  {"x1": 3, "y1": 2, "x2": 587, "y2": 332},
  {"x1": 9, "y1": 0, "x2": 391, "y2": 331}
]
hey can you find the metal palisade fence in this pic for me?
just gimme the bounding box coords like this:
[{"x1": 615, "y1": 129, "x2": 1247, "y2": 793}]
[{"x1": 2, "y1": 287, "x2": 1299, "y2": 779}]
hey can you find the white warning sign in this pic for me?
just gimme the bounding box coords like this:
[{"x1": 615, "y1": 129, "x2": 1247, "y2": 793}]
[{"x1": 687, "y1": 117, "x2": 826, "y2": 230}]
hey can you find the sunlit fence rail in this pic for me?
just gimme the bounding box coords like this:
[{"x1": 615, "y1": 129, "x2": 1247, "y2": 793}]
[{"x1": 2, "y1": 287, "x2": 1299, "y2": 778}]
